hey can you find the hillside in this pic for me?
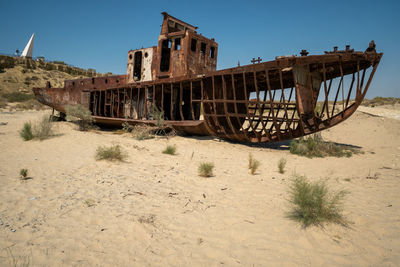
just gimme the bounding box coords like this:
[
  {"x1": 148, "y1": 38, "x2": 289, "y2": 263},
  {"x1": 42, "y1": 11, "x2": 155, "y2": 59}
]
[{"x1": 0, "y1": 53, "x2": 105, "y2": 110}]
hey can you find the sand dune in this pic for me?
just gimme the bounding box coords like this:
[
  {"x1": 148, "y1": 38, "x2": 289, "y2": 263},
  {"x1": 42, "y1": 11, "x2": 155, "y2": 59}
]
[{"x1": 0, "y1": 108, "x2": 399, "y2": 266}]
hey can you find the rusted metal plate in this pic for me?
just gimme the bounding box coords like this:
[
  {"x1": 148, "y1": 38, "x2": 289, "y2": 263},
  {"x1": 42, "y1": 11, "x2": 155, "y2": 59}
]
[{"x1": 33, "y1": 12, "x2": 383, "y2": 143}]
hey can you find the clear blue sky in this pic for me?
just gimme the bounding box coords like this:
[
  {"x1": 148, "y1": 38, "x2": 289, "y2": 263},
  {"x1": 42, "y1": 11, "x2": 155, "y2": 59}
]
[{"x1": 1, "y1": 0, "x2": 398, "y2": 98}]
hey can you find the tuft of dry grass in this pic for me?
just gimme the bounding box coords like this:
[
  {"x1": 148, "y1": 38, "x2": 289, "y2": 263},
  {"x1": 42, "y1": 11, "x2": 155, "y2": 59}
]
[
  {"x1": 95, "y1": 145, "x2": 127, "y2": 161},
  {"x1": 162, "y1": 144, "x2": 176, "y2": 155},
  {"x1": 84, "y1": 199, "x2": 96, "y2": 207},
  {"x1": 288, "y1": 175, "x2": 348, "y2": 227},
  {"x1": 278, "y1": 158, "x2": 287, "y2": 174},
  {"x1": 248, "y1": 153, "x2": 260, "y2": 175},
  {"x1": 19, "y1": 115, "x2": 53, "y2": 141},
  {"x1": 290, "y1": 133, "x2": 362, "y2": 158},
  {"x1": 138, "y1": 214, "x2": 156, "y2": 225},
  {"x1": 198, "y1": 162, "x2": 214, "y2": 177}
]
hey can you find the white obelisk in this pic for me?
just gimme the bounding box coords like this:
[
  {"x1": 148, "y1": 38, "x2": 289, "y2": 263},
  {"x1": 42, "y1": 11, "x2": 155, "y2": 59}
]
[{"x1": 21, "y1": 33, "x2": 35, "y2": 58}]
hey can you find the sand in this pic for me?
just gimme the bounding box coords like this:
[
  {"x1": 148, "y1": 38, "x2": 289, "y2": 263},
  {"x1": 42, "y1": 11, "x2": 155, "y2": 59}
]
[{"x1": 0, "y1": 107, "x2": 399, "y2": 266}]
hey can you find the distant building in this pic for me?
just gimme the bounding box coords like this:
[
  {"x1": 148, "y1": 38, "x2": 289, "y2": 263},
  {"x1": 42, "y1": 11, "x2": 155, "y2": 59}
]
[{"x1": 21, "y1": 33, "x2": 35, "y2": 58}]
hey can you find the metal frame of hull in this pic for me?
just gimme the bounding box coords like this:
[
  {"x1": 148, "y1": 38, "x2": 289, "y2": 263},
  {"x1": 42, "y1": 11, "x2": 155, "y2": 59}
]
[{"x1": 33, "y1": 49, "x2": 382, "y2": 143}]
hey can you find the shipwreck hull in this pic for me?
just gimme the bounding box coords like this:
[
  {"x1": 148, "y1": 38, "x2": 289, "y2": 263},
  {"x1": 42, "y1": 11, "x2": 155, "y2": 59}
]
[{"x1": 33, "y1": 50, "x2": 382, "y2": 143}]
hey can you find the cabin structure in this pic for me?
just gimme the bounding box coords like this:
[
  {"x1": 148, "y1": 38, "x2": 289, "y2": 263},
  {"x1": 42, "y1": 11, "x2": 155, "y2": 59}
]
[{"x1": 126, "y1": 12, "x2": 218, "y2": 83}]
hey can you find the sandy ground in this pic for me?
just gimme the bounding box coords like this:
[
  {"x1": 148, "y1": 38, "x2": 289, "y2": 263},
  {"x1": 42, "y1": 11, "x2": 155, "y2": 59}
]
[{"x1": 0, "y1": 107, "x2": 399, "y2": 266}]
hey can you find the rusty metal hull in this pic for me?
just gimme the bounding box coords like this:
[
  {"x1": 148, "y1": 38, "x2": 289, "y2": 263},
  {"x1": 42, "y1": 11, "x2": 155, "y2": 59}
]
[{"x1": 33, "y1": 48, "x2": 382, "y2": 143}]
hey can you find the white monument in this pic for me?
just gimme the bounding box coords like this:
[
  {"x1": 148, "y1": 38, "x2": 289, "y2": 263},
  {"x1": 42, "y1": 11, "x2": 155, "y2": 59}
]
[{"x1": 21, "y1": 33, "x2": 35, "y2": 58}]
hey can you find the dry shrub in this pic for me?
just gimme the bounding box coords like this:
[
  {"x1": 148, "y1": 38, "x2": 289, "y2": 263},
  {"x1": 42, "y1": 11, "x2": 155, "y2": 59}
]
[
  {"x1": 95, "y1": 144, "x2": 127, "y2": 161},
  {"x1": 248, "y1": 153, "x2": 260, "y2": 175},
  {"x1": 65, "y1": 104, "x2": 93, "y2": 131},
  {"x1": 138, "y1": 214, "x2": 156, "y2": 225},
  {"x1": 288, "y1": 175, "x2": 348, "y2": 227},
  {"x1": 198, "y1": 162, "x2": 214, "y2": 177},
  {"x1": 33, "y1": 115, "x2": 53, "y2": 140},
  {"x1": 162, "y1": 144, "x2": 176, "y2": 155},
  {"x1": 278, "y1": 158, "x2": 287, "y2": 174},
  {"x1": 132, "y1": 124, "x2": 155, "y2": 140},
  {"x1": 290, "y1": 133, "x2": 361, "y2": 158},
  {"x1": 122, "y1": 106, "x2": 176, "y2": 140}
]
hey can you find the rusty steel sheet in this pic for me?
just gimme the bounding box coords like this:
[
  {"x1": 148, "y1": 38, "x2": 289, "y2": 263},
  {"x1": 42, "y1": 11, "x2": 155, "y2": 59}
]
[{"x1": 33, "y1": 13, "x2": 383, "y2": 143}]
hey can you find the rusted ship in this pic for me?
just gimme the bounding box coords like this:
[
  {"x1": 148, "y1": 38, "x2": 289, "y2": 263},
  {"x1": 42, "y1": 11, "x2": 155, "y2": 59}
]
[{"x1": 33, "y1": 12, "x2": 382, "y2": 143}]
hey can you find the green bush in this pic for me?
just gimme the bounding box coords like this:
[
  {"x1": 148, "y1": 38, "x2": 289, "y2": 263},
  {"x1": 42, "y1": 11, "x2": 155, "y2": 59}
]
[
  {"x1": 198, "y1": 162, "x2": 214, "y2": 177},
  {"x1": 95, "y1": 145, "x2": 127, "y2": 161},
  {"x1": 19, "y1": 169, "x2": 28, "y2": 179},
  {"x1": 65, "y1": 104, "x2": 93, "y2": 131},
  {"x1": 290, "y1": 133, "x2": 361, "y2": 158},
  {"x1": 288, "y1": 175, "x2": 347, "y2": 227},
  {"x1": 162, "y1": 145, "x2": 176, "y2": 155},
  {"x1": 19, "y1": 122, "x2": 34, "y2": 141}
]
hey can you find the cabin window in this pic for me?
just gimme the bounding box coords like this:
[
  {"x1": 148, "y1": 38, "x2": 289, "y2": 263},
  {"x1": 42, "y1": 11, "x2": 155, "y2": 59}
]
[
  {"x1": 133, "y1": 51, "x2": 142, "y2": 81},
  {"x1": 210, "y1": 46, "x2": 215, "y2": 58},
  {"x1": 174, "y1": 38, "x2": 181, "y2": 51},
  {"x1": 191, "y1": 38, "x2": 197, "y2": 52},
  {"x1": 167, "y1": 20, "x2": 185, "y2": 33},
  {"x1": 160, "y1": 39, "x2": 171, "y2": 72},
  {"x1": 200, "y1": 42, "x2": 206, "y2": 55}
]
